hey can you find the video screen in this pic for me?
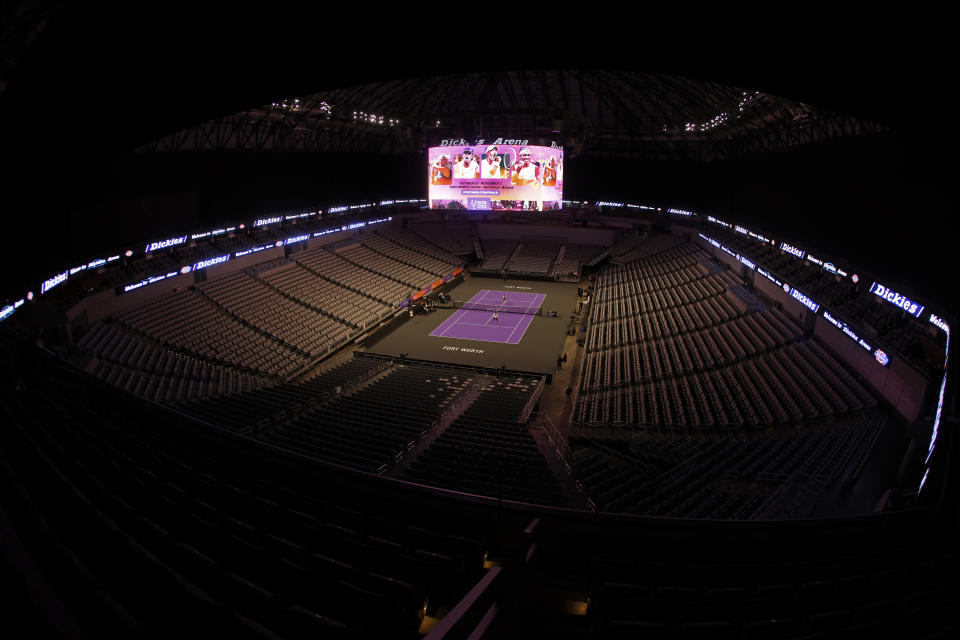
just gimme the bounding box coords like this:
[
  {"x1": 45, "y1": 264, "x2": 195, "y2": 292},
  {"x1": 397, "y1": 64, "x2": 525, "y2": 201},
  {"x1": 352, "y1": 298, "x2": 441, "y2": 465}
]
[{"x1": 428, "y1": 142, "x2": 563, "y2": 212}]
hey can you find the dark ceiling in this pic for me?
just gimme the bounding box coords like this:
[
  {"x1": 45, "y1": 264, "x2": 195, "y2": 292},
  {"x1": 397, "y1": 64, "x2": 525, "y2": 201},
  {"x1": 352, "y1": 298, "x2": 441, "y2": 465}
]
[
  {"x1": 1, "y1": 5, "x2": 950, "y2": 160},
  {"x1": 0, "y1": 5, "x2": 954, "y2": 312}
]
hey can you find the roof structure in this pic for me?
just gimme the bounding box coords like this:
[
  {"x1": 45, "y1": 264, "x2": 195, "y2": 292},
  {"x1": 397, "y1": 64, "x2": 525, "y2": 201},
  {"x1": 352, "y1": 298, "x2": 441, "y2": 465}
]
[{"x1": 136, "y1": 70, "x2": 885, "y2": 162}]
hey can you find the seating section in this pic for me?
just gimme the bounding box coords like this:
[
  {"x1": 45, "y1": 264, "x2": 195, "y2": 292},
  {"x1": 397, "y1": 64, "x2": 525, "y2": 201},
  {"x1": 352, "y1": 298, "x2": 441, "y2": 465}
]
[
  {"x1": 78, "y1": 225, "x2": 468, "y2": 395},
  {"x1": 504, "y1": 238, "x2": 562, "y2": 275},
  {"x1": 407, "y1": 220, "x2": 475, "y2": 254},
  {"x1": 571, "y1": 238, "x2": 888, "y2": 520},
  {"x1": 400, "y1": 375, "x2": 569, "y2": 507},
  {"x1": 175, "y1": 357, "x2": 391, "y2": 434},
  {"x1": 1, "y1": 298, "x2": 954, "y2": 640},
  {"x1": 338, "y1": 243, "x2": 435, "y2": 290},
  {"x1": 297, "y1": 245, "x2": 417, "y2": 307},
  {"x1": 115, "y1": 289, "x2": 310, "y2": 379},
  {"x1": 554, "y1": 243, "x2": 606, "y2": 281},
  {"x1": 257, "y1": 261, "x2": 390, "y2": 329},
  {"x1": 570, "y1": 413, "x2": 886, "y2": 518},
  {"x1": 255, "y1": 363, "x2": 472, "y2": 474},
  {"x1": 704, "y1": 224, "x2": 941, "y2": 373},
  {"x1": 477, "y1": 238, "x2": 518, "y2": 271},
  {"x1": 576, "y1": 241, "x2": 876, "y2": 427},
  {"x1": 578, "y1": 338, "x2": 875, "y2": 428},
  {"x1": 199, "y1": 271, "x2": 353, "y2": 358},
  {"x1": 76, "y1": 321, "x2": 270, "y2": 403},
  {"x1": 0, "y1": 333, "x2": 489, "y2": 639},
  {"x1": 368, "y1": 227, "x2": 462, "y2": 272},
  {"x1": 181, "y1": 359, "x2": 473, "y2": 471},
  {"x1": 177, "y1": 357, "x2": 568, "y2": 506},
  {"x1": 611, "y1": 234, "x2": 687, "y2": 264},
  {"x1": 608, "y1": 235, "x2": 645, "y2": 261}
]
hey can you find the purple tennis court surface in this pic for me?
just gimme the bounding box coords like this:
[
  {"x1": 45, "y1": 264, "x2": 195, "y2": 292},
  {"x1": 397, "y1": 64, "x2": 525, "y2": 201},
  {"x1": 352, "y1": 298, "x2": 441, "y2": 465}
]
[{"x1": 429, "y1": 289, "x2": 546, "y2": 344}]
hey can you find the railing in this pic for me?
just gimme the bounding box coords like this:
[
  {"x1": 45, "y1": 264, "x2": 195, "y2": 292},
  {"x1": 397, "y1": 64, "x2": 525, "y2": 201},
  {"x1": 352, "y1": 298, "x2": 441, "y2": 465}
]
[
  {"x1": 589, "y1": 436, "x2": 663, "y2": 475},
  {"x1": 585, "y1": 246, "x2": 611, "y2": 266},
  {"x1": 293, "y1": 356, "x2": 394, "y2": 404},
  {"x1": 424, "y1": 566, "x2": 503, "y2": 640},
  {"x1": 530, "y1": 411, "x2": 570, "y2": 463},
  {"x1": 518, "y1": 375, "x2": 546, "y2": 424},
  {"x1": 846, "y1": 415, "x2": 887, "y2": 487},
  {"x1": 246, "y1": 255, "x2": 291, "y2": 275},
  {"x1": 286, "y1": 331, "x2": 367, "y2": 382},
  {"x1": 551, "y1": 244, "x2": 566, "y2": 279},
  {"x1": 377, "y1": 372, "x2": 487, "y2": 477},
  {"x1": 438, "y1": 376, "x2": 487, "y2": 430}
]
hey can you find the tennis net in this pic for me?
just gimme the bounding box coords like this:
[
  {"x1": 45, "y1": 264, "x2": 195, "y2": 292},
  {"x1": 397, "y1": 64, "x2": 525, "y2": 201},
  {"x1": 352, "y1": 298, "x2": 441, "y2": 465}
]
[{"x1": 445, "y1": 300, "x2": 543, "y2": 316}]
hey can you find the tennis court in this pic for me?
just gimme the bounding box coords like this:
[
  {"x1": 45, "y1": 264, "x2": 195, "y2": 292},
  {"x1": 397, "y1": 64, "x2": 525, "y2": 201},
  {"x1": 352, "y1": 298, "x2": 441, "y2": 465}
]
[{"x1": 429, "y1": 289, "x2": 546, "y2": 344}]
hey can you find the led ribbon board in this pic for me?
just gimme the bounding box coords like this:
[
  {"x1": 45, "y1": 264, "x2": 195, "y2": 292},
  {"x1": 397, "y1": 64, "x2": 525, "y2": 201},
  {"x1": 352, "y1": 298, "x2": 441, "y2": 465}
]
[
  {"x1": 191, "y1": 254, "x2": 230, "y2": 271},
  {"x1": 124, "y1": 253, "x2": 229, "y2": 291},
  {"x1": 822, "y1": 311, "x2": 889, "y2": 366},
  {"x1": 930, "y1": 313, "x2": 950, "y2": 334},
  {"x1": 145, "y1": 235, "x2": 188, "y2": 253},
  {"x1": 123, "y1": 271, "x2": 180, "y2": 292},
  {"x1": 698, "y1": 233, "x2": 754, "y2": 269},
  {"x1": 869, "y1": 282, "x2": 925, "y2": 318},
  {"x1": 757, "y1": 267, "x2": 783, "y2": 287},
  {"x1": 234, "y1": 242, "x2": 276, "y2": 257},
  {"x1": 780, "y1": 242, "x2": 805, "y2": 259},
  {"x1": 119, "y1": 216, "x2": 397, "y2": 294},
  {"x1": 253, "y1": 216, "x2": 283, "y2": 227},
  {"x1": 786, "y1": 285, "x2": 820, "y2": 314},
  {"x1": 748, "y1": 230, "x2": 773, "y2": 244},
  {"x1": 0, "y1": 297, "x2": 24, "y2": 321},
  {"x1": 41, "y1": 270, "x2": 68, "y2": 294},
  {"x1": 698, "y1": 233, "x2": 721, "y2": 249}
]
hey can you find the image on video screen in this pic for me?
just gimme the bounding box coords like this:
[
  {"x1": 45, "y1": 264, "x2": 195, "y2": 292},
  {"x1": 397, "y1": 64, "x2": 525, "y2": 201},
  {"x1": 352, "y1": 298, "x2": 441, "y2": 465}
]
[{"x1": 428, "y1": 142, "x2": 563, "y2": 212}]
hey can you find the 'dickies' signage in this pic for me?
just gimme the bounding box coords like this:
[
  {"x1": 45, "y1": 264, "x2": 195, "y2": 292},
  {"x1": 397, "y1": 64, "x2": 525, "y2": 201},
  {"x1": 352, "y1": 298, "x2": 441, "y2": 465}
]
[
  {"x1": 868, "y1": 282, "x2": 924, "y2": 318},
  {"x1": 788, "y1": 286, "x2": 820, "y2": 314}
]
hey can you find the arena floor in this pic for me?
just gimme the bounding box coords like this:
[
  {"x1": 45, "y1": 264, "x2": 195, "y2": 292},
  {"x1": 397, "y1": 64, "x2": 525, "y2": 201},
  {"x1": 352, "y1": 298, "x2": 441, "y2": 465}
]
[{"x1": 365, "y1": 275, "x2": 579, "y2": 376}]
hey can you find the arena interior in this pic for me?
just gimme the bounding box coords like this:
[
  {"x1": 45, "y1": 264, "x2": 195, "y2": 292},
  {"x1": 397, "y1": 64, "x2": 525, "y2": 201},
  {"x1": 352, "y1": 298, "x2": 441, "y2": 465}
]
[{"x1": 0, "y1": 11, "x2": 957, "y2": 640}]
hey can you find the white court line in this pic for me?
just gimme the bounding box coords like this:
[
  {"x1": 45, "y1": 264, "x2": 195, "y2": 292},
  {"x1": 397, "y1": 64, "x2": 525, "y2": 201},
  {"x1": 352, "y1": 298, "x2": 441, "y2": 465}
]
[
  {"x1": 439, "y1": 292, "x2": 505, "y2": 335},
  {"x1": 437, "y1": 311, "x2": 465, "y2": 336},
  {"x1": 441, "y1": 313, "x2": 520, "y2": 330},
  {"x1": 505, "y1": 293, "x2": 544, "y2": 343},
  {"x1": 442, "y1": 313, "x2": 520, "y2": 335},
  {"x1": 465, "y1": 315, "x2": 518, "y2": 328},
  {"x1": 436, "y1": 307, "x2": 472, "y2": 337}
]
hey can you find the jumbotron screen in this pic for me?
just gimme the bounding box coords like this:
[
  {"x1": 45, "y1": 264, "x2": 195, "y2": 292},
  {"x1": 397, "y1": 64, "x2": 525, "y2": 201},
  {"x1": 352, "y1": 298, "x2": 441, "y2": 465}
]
[{"x1": 428, "y1": 142, "x2": 563, "y2": 212}]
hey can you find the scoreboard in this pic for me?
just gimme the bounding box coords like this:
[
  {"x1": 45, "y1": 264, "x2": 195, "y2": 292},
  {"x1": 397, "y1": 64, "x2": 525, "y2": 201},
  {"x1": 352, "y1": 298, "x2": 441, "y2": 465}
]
[{"x1": 428, "y1": 139, "x2": 563, "y2": 212}]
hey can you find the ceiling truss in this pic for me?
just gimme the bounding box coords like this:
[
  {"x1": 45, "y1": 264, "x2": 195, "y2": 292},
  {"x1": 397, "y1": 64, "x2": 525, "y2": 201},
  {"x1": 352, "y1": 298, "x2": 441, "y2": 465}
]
[{"x1": 137, "y1": 70, "x2": 886, "y2": 161}]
